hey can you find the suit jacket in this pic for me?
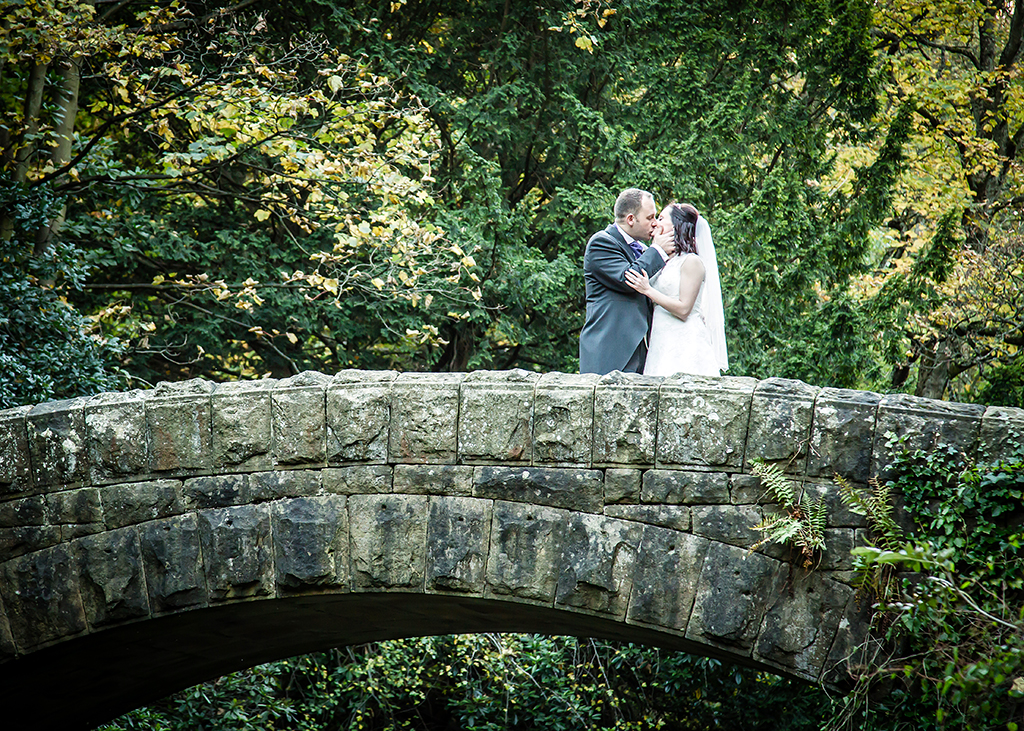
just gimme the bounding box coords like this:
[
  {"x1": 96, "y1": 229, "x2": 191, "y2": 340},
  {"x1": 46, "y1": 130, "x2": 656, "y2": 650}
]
[{"x1": 579, "y1": 224, "x2": 668, "y2": 374}]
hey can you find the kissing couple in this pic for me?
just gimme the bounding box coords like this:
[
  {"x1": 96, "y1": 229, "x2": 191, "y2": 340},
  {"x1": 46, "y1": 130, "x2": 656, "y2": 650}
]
[{"x1": 578, "y1": 187, "x2": 729, "y2": 378}]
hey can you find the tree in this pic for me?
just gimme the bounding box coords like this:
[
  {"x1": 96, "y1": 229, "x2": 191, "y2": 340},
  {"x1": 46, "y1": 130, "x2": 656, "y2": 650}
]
[{"x1": 849, "y1": 0, "x2": 1024, "y2": 401}]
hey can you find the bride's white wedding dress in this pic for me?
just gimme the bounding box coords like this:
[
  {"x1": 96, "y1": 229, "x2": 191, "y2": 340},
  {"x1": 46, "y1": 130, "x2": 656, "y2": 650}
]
[{"x1": 643, "y1": 254, "x2": 721, "y2": 377}]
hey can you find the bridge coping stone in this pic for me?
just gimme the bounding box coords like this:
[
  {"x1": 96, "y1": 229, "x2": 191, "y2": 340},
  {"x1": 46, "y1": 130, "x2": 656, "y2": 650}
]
[{"x1": 0, "y1": 370, "x2": 1021, "y2": 700}]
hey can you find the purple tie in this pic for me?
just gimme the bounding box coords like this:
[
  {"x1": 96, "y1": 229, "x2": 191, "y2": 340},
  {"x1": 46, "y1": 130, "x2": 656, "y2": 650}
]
[{"x1": 628, "y1": 240, "x2": 645, "y2": 259}]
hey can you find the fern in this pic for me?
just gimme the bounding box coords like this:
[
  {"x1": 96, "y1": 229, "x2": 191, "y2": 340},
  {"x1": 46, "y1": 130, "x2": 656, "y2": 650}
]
[
  {"x1": 834, "y1": 472, "x2": 905, "y2": 604},
  {"x1": 749, "y1": 461, "x2": 827, "y2": 569}
]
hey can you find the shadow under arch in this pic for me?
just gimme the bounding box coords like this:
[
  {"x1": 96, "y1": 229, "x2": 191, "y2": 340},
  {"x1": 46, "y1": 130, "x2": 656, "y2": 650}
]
[{"x1": 6, "y1": 591, "x2": 819, "y2": 731}]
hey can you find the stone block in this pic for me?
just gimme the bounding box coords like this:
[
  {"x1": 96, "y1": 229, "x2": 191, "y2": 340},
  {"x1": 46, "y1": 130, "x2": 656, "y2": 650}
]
[
  {"x1": 0, "y1": 495, "x2": 46, "y2": 528},
  {"x1": 144, "y1": 379, "x2": 214, "y2": 474},
  {"x1": 272, "y1": 496, "x2": 349, "y2": 592},
  {"x1": 473, "y1": 466, "x2": 603, "y2": 513},
  {"x1": 628, "y1": 527, "x2": 709, "y2": 631},
  {"x1": 641, "y1": 470, "x2": 729, "y2": 504},
  {"x1": 1, "y1": 540, "x2": 88, "y2": 651},
  {"x1": 603, "y1": 504, "x2": 690, "y2": 532},
  {"x1": 198, "y1": 505, "x2": 274, "y2": 601},
  {"x1": 100, "y1": 480, "x2": 184, "y2": 529},
  {"x1": 692, "y1": 505, "x2": 761, "y2": 548},
  {"x1": 27, "y1": 397, "x2": 89, "y2": 488},
  {"x1": 348, "y1": 494, "x2": 428, "y2": 590},
  {"x1": 85, "y1": 391, "x2": 148, "y2": 484},
  {"x1": 0, "y1": 526, "x2": 60, "y2": 561},
  {"x1": 808, "y1": 388, "x2": 880, "y2": 482},
  {"x1": 593, "y1": 373, "x2": 659, "y2": 465},
  {"x1": 820, "y1": 528, "x2": 861, "y2": 571},
  {"x1": 0, "y1": 406, "x2": 33, "y2": 496},
  {"x1": 0, "y1": 594, "x2": 16, "y2": 661},
  {"x1": 533, "y1": 372, "x2": 599, "y2": 465},
  {"x1": 979, "y1": 405, "x2": 1024, "y2": 463},
  {"x1": 389, "y1": 373, "x2": 463, "y2": 463},
  {"x1": 730, "y1": 473, "x2": 763, "y2": 504},
  {"x1": 248, "y1": 469, "x2": 320, "y2": 503},
  {"x1": 820, "y1": 592, "x2": 875, "y2": 687},
  {"x1": 48, "y1": 488, "x2": 103, "y2": 539},
  {"x1": 486, "y1": 501, "x2": 566, "y2": 603},
  {"x1": 73, "y1": 526, "x2": 149, "y2": 626},
  {"x1": 871, "y1": 394, "x2": 984, "y2": 479},
  {"x1": 139, "y1": 514, "x2": 208, "y2": 612},
  {"x1": 604, "y1": 468, "x2": 641, "y2": 504},
  {"x1": 0, "y1": 543, "x2": 87, "y2": 649},
  {"x1": 746, "y1": 378, "x2": 819, "y2": 473},
  {"x1": 555, "y1": 513, "x2": 642, "y2": 618},
  {"x1": 323, "y1": 465, "x2": 393, "y2": 495},
  {"x1": 426, "y1": 496, "x2": 491, "y2": 593},
  {"x1": 657, "y1": 375, "x2": 756, "y2": 468},
  {"x1": 686, "y1": 542, "x2": 782, "y2": 654},
  {"x1": 183, "y1": 474, "x2": 247, "y2": 509},
  {"x1": 211, "y1": 379, "x2": 275, "y2": 471},
  {"x1": 754, "y1": 569, "x2": 854, "y2": 680},
  {"x1": 393, "y1": 465, "x2": 472, "y2": 496},
  {"x1": 272, "y1": 371, "x2": 330, "y2": 466},
  {"x1": 327, "y1": 370, "x2": 397, "y2": 464},
  {"x1": 459, "y1": 370, "x2": 538, "y2": 464}
]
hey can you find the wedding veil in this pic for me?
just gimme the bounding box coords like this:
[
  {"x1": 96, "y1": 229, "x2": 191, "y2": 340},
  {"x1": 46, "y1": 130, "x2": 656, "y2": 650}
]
[{"x1": 696, "y1": 216, "x2": 729, "y2": 373}]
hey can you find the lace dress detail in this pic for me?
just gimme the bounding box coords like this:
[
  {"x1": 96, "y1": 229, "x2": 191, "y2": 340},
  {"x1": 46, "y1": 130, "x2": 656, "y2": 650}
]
[{"x1": 643, "y1": 254, "x2": 721, "y2": 377}]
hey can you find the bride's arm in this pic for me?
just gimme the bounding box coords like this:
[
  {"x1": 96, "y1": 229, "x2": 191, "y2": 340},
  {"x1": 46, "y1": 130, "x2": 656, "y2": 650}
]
[{"x1": 624, "y1": 256, "x2": 704, "y2": 321}]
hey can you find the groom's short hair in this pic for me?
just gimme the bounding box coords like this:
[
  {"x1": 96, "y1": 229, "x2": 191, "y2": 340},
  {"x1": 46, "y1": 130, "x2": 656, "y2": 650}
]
[{"x1": 614, "y1": 188, "x2": 653, "y2": 222}]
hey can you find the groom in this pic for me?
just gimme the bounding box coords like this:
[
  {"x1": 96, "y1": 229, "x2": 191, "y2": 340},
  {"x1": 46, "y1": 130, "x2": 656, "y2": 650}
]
[{"x1": 579, "y1": 188, "x2": 676, "y2": 374}]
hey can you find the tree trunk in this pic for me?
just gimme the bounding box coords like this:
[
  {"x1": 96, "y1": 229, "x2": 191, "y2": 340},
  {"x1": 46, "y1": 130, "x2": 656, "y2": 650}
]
[
  {"x1": 34, "y1": 58, "x2": 81, "y2": 257},
  {"x1": 13, "y1": 62, "x2": 48, "y2": 185},
  {"x1": 914, "y1": 339, "x2": 951, "y2": 401}
]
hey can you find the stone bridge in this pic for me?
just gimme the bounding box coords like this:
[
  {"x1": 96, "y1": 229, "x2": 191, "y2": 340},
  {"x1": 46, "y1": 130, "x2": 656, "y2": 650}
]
[{"x1": 1, "y1": 370, "x2": 1019, "y2": 730}]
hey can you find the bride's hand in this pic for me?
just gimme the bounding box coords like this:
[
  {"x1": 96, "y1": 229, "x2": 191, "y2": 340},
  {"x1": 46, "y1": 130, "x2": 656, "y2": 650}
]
[{"x1": 624, "y1": 268, "x2": 651, "y2": 294}]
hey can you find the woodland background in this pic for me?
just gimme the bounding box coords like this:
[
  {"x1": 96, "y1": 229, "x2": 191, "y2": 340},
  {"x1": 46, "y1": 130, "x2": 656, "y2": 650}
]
[{"x1": 3, "y1": 1, "x2": 1024, "y2": 729}]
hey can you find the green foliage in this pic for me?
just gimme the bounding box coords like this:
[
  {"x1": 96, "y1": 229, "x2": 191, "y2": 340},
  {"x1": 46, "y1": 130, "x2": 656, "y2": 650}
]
[
  {"x1": 749, "y1": 460, "x2": 827, "y2": 568},
  {"x1": 835, "y1": 472, "x2": 905, "y2": 608},
  {"x1": 102, "y1": 635, "x2": 831, "y2": 731},
  {"x1": 831, "y1": 442, "x2": 1024, "y2": 731},
  {"x1": 0, "y1": 179, "x2": 125, "y2": 407}
]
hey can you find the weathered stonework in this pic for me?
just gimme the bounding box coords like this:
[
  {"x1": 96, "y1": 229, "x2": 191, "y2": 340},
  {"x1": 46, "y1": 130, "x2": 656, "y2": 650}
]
[
  {"x1": 746, "y1": 378, "x2": 819, "y2": 472},
  {"x1": 348, "y1": 494, "x2": 428, "y2": 590},
  {"x1": 144, "y1": 379, "x2": 214, "y2": 475},
  {"x1": 533, "y1": 372, "x2": 599, "y2": 465},
  {"x1": 426, "y1": 495, "x2": 491, "y2": 593},
  {"x1": 389, "y1": 373, "x2": 463, "y2": 463},
  {"x1": 872, "y1": 394, "x2": 985, "y2": 479},
  {"x1": 85, "y1": 391, "x2": 148, "y2": 485},
  {"x1": 0, "y1": 369, "x2": 1008, "y2": 729},
  {"x1": 27, "y1": 397, "x2": 89, "y2": 488},
  {"x1": 272, "y1": 496, "x2": 349, "y2": 592},
  {"x1": 593, "y1": 373, "x2": 659, "y2": 465},
  {"x1": 459, "y1": 370, "x2": 538, "y2": 464},
  {"x1": 473, "y1": 466, "x2": 603, "y2": 513},
  {"x1": 272, "y1": 371, "x2": 330, "y2": 466},
  {"x1": 0, "y1": 406, "x2": 32, "y2": 496},
  {"x1": 212, "y1": 379, "x2": 275, "y2": 471},
  {"x1": 327, "y1": 370, "x2": 397, "y2": 464},
  {"x1": 657, "y1": 375, "x2": 755, "y2": 468},
  {"x1": 808, "y1": 388, "x2": 880, "y2": 483}
]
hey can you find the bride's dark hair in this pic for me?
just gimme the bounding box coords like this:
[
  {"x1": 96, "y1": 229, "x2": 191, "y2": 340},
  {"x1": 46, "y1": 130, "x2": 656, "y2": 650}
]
[{"x1": 668, "y1": 203, "x2": 700, "y2": 255}]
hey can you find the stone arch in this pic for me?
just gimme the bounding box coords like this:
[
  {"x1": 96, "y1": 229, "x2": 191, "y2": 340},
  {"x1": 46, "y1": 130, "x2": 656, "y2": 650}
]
[{"x1": 0, "y1": 369, "x2": 1019, "y2": 730}]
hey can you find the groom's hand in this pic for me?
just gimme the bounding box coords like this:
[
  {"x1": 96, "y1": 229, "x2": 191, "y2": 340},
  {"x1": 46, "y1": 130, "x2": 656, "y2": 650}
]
[{"x1": 652, "y1": 230, "x2": 676, "y2": 257}]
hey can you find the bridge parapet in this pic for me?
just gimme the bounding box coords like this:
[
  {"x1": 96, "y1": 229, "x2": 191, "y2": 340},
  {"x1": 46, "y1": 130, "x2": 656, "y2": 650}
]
[{"x1": 0, "y1": 370, "x2": 1021, "y2": 729}]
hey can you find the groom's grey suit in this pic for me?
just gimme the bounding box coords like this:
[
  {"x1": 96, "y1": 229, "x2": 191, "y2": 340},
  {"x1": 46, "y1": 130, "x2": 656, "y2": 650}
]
[{"x1": 579, "y1": 224, "x2": 669, "y2": 374}]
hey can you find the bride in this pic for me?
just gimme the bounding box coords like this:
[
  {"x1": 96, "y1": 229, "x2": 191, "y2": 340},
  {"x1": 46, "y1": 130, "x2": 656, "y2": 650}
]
[{"x1": 624, "y1": 203, "x2": 728, "y2": 377}]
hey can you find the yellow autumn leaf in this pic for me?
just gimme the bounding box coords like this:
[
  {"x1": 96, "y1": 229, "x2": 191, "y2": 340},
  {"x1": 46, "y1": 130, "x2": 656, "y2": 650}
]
[
  {"x1": 575, "y1": 36, "x2": 593, "y2": 53},
  {"x1": 371, "y1": 277, "x2": 385, "y2": 290},
  {"x1": 255, "y1": 209, "x2": 271, "y2": 221}
]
